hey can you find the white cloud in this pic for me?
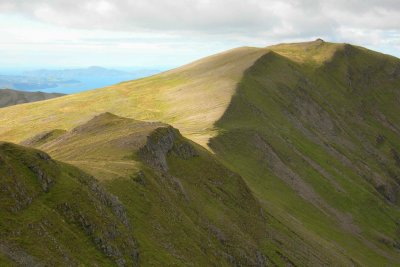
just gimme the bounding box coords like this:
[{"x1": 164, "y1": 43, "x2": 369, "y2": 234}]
[
  {"x1": 1, "y1": 0, "x2": 399, "y2": 34},
  {"x1": 0, "y1": 0, "x2": 399, "y2": 67}
]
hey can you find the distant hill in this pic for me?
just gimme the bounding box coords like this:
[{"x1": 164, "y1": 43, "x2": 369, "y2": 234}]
[
  {"x1": 0, "y1": 67, "x2": 162, "y2": 94},
  {"x1": 24, "y1": 66, "x2": 134, "y2": 78},
  {"x1": 20, "y1": 66, "x2": 162, "y2": 94},
  {"x1": 0, "y1": 89, "x2": 64, "y2": 108},
  {"x1": 0, "y1": 74, "x2": 78, "y2": 91}
]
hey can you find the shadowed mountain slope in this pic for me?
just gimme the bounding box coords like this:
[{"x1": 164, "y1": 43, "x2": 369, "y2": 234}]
[
  {"x1": 210, "y1": 43, "x2": 400, "y2": 266},
  {"x1": 0, "y1": 88, "x2": 64, "y2": 108}
]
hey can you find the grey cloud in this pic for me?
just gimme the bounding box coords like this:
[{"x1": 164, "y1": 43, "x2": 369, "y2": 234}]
[{"x1": 0, "y1": 0, "x2": 399, "y2": 46}]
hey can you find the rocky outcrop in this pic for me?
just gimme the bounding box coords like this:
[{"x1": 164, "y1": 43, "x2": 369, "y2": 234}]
[
  {"x1": 78, "y1": 174, "x2": 132, "y2": 229},
  {"x1": 1, "y1": 174, "x2": 35, "y2": 213},
  {"x1": 57, "y1": 173, "x2": 139, "y2": 266},
  {"x1": 0, "y1": 243, "x2": 44, "y2": 267},
  {"x1": 27, "y1": 164, "x2": 54, "y2": 193},
  {"x1": 57, "y1": 201, "x2": 138, "y2": 267},
  {"x1": 138, "y1": 126, "x2": 198, "y2": 172},
  {"x1": 0, "y1": 143, "x2": 57, "y2": 212}
]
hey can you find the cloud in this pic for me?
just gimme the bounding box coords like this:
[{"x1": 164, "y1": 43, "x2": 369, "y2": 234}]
[
  {"x1": 1, "y1": 0, "x2": 399, "y2": 35},
  {"x1": 0, "y1": 0, "x2": 399, "y2": 67}
]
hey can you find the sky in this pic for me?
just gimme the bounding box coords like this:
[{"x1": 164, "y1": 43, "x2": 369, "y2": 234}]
[{"x1": 0, "y1": 0, "x2": 399, "y2": 69}]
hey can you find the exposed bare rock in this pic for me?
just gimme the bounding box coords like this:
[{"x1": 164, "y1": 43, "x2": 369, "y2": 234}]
[
  {"x1": 27, "y1": 164, "x2": 54, "y2": 192},
  {"x1": 0, "y1": 243, "x2": 44, "y2": 267},
  {"x1": 139, "y1": 126, "x2": 198, "y2": 172},
  {"x1": 0, "y1": 143, "x2": 57, "y2": 211}
]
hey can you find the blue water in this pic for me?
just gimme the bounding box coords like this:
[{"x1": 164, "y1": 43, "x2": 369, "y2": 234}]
[
  {"x1": 38, "y1": 75, "x2": 140, "y2": 94},
  {"x1": 0, "y1": 68, "x2": 164, "y2": 94}
]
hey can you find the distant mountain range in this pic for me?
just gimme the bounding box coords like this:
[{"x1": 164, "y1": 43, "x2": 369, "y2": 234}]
[
  {"x1": 0, "y1": 66, "x2": 162, "y2": 93},
  {"x1": 0, "y1": 74, "x2": 78, "y2": 91},
  {"x1": 0, "y1": 88, "x2": 64, "y2": 108},
  {"x1": 24, "y1": 66, "x2": 139, "y2": 78}
]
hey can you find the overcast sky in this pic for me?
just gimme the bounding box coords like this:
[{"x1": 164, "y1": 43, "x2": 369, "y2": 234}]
[{"x1": 0, "y1": 0, "x2": 399, "y2": 69}]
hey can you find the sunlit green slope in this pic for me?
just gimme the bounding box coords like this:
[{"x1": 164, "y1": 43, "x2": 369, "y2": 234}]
[{"x1": 0, "y1": 46, "x2": 269, "y2": 148}]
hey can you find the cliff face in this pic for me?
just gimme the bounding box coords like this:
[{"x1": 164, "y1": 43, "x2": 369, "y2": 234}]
[{"x1": 138, "y1": 126, "x2": 198, "y2": 172}]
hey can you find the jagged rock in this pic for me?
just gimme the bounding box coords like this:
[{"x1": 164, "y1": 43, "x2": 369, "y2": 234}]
[
  {"x1": 376, "y1": 183, "x2": 398, "y2": 203},
  {"x1": 0, "y1": 242, "x2": 44, "y2": 267},
  {"x1": 58, "y1": 200, "x2": 137, "y2": 267},
  {"x1": 255, "y1": 251, "x2": 268, "y2": 267},
  {"x1": 139, "y1": 127, "x2": 175, "y2": 171},
  {"x1": 36, "y1": 151, "x2": 51, "y2": 161},
  {"x1": 56, "y1": 173, "x2": 139, "y2": 266},
  {"x1": 376, "y1": 134, "x2": 385, "y2": 146},
  {"x1": 173, "y1": 141, "x2": 198, "y2": 160},
  {"x1": 132, "y1": 170, "x2": 146, "y2": 186},
  {"x1": 138, "y1": 126, "x2": 198, "y2": 172},
  {"x1": 391, "y1": 148, "x2": 400, "y2": 167},
  {"x1": 208, "y1": 224, "x2": 227, "y2": 244},
  {"x1": 27, "y1": 165, "x2": 54, "y2": 192},
  {"x1": 89, "y1": 180, "x2": 131, "y2": 229},
  {"x1": 0, "y1": 146, "x2": 57, "y2": 212},
  {"x1": 2, "y1": 177, "x2": 34, "y2": 212}
]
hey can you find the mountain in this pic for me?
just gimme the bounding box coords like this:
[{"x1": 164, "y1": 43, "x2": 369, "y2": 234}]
[
  {"x1": 1, "y1": 39, "x2": 400, "y2": 266},
  {"x1": 0, "y1": 67, "x2": 161, "y2": 94},
  {"x1": 0, "y1": 89, "x2": 65, "y2": 108},
  {"x1": 0, "y1": 74, "x2": 78, "y2": 91},
  {"x1": 21, "y1": 66, "x2": 162, "y2": 94},
  {"x1": 24, "y1": 66, "x2": 134, "y2": 78}
]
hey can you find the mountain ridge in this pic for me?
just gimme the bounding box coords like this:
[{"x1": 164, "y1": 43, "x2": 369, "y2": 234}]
[{"x1": 1, "y1": 40, "x2": 400, "y2": 265}]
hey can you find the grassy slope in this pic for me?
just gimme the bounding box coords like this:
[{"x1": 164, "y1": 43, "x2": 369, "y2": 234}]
[
  {"x1": 210, "y1": 41, "x2": 400, "y2": 266},
  {"x1": 0, "y1": 142, "x2": 137, "y2": 266},
  {"x1": 0, "y1": 47, "x2": 268, "y2": 148}
]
